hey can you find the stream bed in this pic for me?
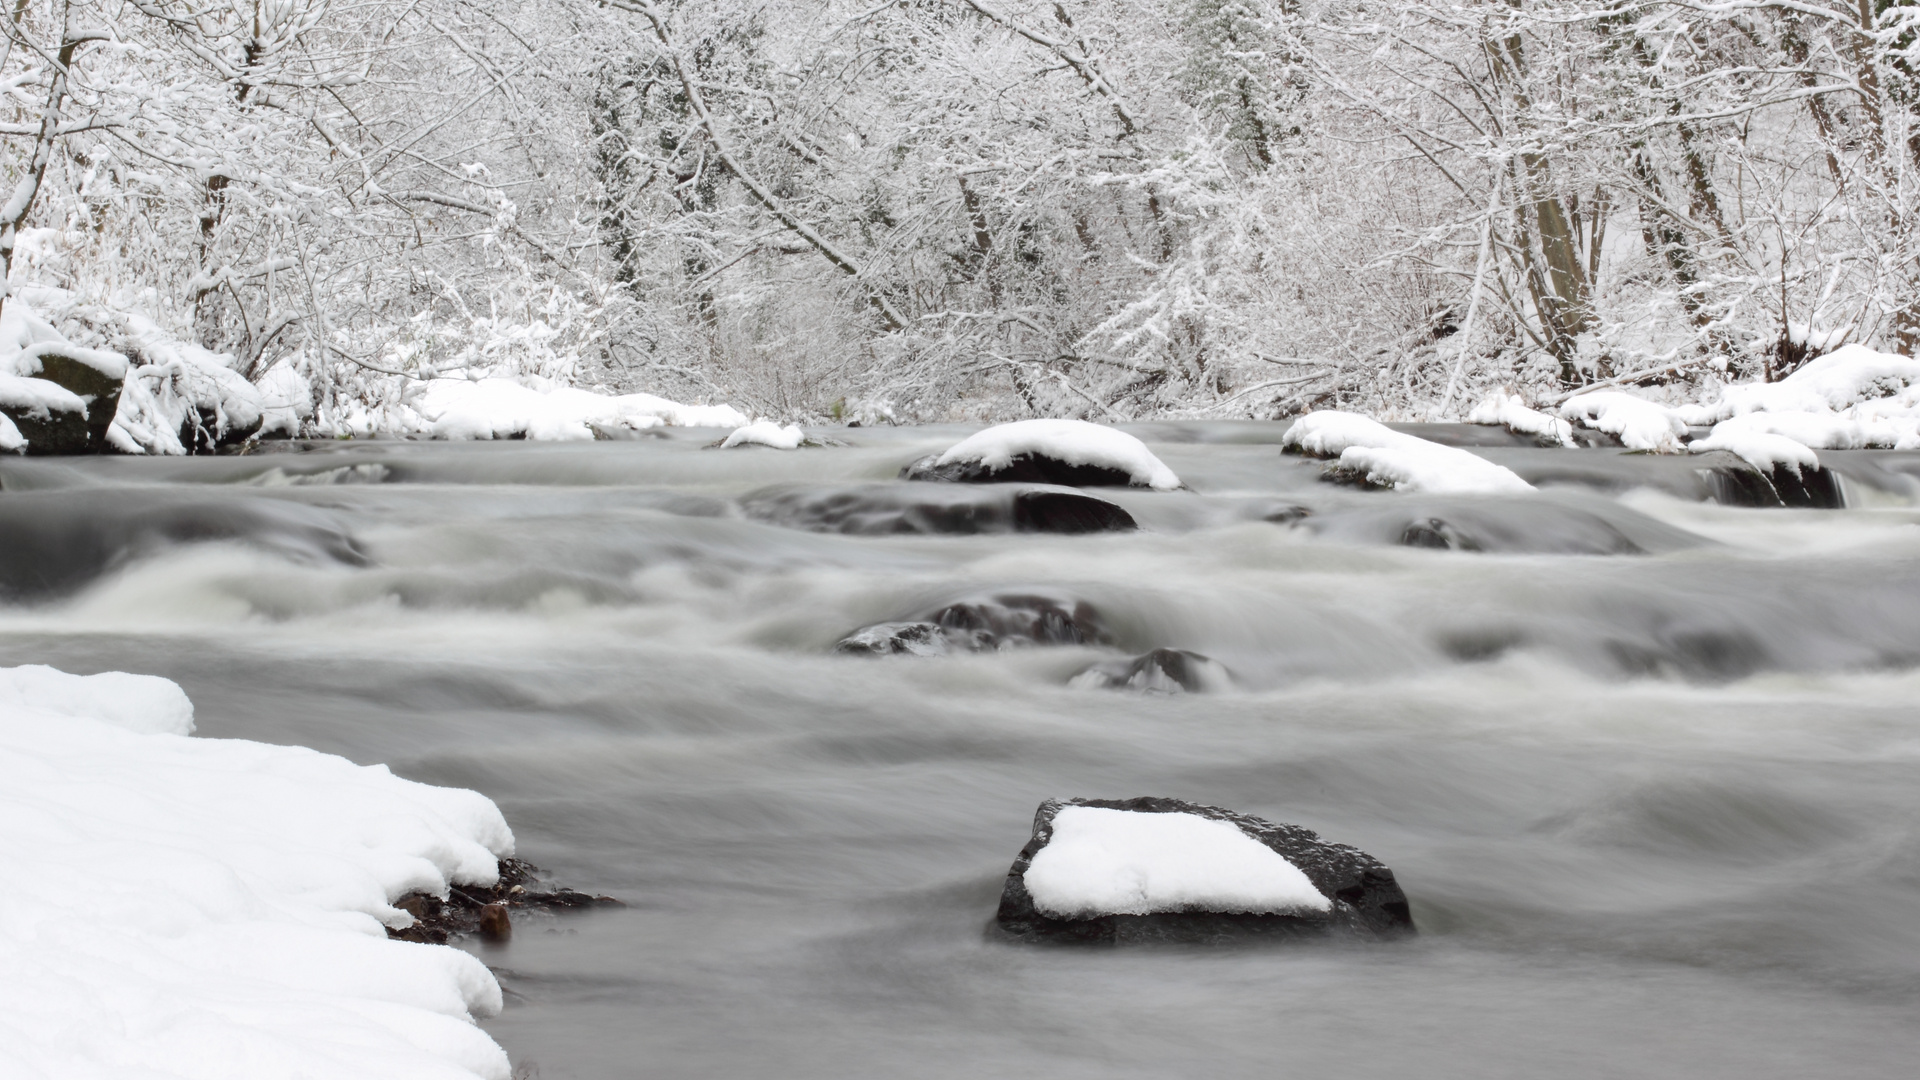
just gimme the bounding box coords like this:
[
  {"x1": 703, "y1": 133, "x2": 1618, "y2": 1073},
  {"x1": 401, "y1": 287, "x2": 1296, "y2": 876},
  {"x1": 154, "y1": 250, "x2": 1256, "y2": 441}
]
[{"x1": 4, "y1": 423, "x2": 1919, "y2": 1079}]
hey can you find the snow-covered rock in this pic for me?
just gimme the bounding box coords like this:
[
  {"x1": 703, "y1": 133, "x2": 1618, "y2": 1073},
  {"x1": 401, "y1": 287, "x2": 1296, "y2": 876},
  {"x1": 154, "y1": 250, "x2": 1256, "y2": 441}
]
[
  {"x1": 413, "y1": 377, "x2": 749, "y2": 441},
  {"x1": 995, "y1": 797, "x2": 1414, "y2": 944},
  {"x1": 721, "y1": 420, "x2": 806, "y2": 449},
  {"x1": 1558, "y1": 391, "x2": 1689, "y2": 452},
  {"x1": 903, "y1": 419, "x2": 1182, "y2": 489},
  {"x1": 0, "y1": 664, "x2": 514, "y2": 1080},
  {"x1": 1, "y1": 299, "x2": 128, "y2": 453},
  {"x1": 113, "y1": 312, "x2": 267, "y2": 454},
  {"x1": 1468, "y1": 390, "x2": 1575, "y2": 446},
  {"x1": 1282, "y1": 411, "x2": 1534, "y2": 494}
]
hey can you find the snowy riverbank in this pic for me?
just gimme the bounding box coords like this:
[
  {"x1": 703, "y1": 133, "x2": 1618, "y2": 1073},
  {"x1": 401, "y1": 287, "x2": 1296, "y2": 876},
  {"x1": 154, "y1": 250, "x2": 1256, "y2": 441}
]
[{"x1": 0, "y1": 665, "x2": 515, "y2": 1080}]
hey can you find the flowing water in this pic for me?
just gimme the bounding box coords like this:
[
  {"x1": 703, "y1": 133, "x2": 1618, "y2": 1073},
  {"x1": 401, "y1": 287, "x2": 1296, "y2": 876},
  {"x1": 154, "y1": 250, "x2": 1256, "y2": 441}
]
[{"x1": 5, "y1": 425, "x2": 1920, "y2": 1078}]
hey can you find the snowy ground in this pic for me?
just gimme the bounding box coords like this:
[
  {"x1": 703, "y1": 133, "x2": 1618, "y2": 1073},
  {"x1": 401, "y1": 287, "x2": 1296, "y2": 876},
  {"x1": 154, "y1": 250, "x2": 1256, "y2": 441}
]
[{"x1": 0, "y1": 665, "x2": 515, "y2": 1080}]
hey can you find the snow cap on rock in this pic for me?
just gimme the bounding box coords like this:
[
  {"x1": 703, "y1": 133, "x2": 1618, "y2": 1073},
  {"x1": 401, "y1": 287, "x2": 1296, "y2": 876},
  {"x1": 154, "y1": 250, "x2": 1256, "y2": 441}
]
[
  {"x1": 1023, "y1": 805, "x2": 1330, "y2": 918},
  {"x1": 1283, "y1": 411, "x2": 1534, "y2": 494},
  {"x1": 935, "y1": 419, "x2": 1181, "y2": 490}
]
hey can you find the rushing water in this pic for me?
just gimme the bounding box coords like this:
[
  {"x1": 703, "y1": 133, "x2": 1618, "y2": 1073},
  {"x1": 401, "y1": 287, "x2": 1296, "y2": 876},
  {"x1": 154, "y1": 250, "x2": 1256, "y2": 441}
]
[{"x1": 5, "y1": 425, "x2": 1920, "y2": 1079}]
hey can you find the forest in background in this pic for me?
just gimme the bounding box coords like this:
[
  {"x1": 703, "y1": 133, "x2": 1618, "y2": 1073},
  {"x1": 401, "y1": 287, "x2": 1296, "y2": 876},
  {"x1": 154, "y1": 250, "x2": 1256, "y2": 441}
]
[{"x1": 4, "y1": 0, "x2": 1919, "y2": 432}]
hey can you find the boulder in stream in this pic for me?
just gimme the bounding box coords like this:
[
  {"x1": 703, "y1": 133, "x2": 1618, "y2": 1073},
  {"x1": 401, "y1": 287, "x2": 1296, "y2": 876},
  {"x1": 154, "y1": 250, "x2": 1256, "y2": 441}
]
[
  {"x1": 902, "y1": 419, "x2": 1181, "y2": 489},
  {"x1": 742, "y1": 483, "x2": 1135, "y2": 536},
  {"x1": 836, "y1": 592, "x2": 1108, "y2": 655},
  {"x1": 995, "y1": 797, "x2": 1414, "y2": 944}
]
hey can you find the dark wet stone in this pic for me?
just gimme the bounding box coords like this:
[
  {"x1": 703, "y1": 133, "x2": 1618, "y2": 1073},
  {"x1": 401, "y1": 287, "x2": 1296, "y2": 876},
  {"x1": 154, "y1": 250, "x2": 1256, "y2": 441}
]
[
  {"x1": 994, "y1": 797, "x2": 1415, "y2": 945},
  {"x1": 741, "y1": 483, "x2": 1134, "y2": 536},
  {"x1": 1303, "y1": 499, "x2": 1661, "y2": 555},
  {"x1": 1695, "y1": 459, "x2": 1844, "y2": 509},
  {"x1": 0, "y1": 490, "x2": 367, "y2": 601},
  {"x1": 901, "y1": 452, "x2": 1139, "y2": 488},
  {"x1": 387, "y1": 857, "x2": 623, "y2": 946},
  {"x1": 1070, "y1": 648, "x2": 1230, "y2": 693},
  {"x1": 182, "y1": 407, "x2": 264, "y2": 454},
  {"x1": 836, "y1": 592, "x2": 1109, "y2": 655}
]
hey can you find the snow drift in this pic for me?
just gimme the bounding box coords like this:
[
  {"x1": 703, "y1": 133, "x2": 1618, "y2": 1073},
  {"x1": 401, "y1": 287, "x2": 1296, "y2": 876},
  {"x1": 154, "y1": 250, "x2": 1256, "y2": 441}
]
[{"x1": 0, "y1": 664, "x2": 516, "y2": 1080}]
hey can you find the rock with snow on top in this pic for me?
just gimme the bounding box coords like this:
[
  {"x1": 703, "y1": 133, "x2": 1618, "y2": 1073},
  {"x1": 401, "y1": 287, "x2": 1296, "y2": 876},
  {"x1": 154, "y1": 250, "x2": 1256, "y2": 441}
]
[
  {"x1": 1678, "y1": 344, "x2": 1920, "y2": 424},
  {"x1": 902, "y1": 419, "x2": 1182, "y2": 489},
  {"x1": 1282, "y1": 411, "x2": 1534, "y2": 494},
  {"x1": 741, "y1": 483, "x2": 1135, "y2": 536},
  {"x1": 1468, "y1": 391, "x2": 1575, "y2": 446},
  {"x1": 995, "y1": 797, "x2": 1414, "y2": 945},
  {"x1": 1558, "y1": 391, "x2": 1689, "y2": 452},
  {"x1": 721, "y1": 420, "x2": 806, "y2": 449}
]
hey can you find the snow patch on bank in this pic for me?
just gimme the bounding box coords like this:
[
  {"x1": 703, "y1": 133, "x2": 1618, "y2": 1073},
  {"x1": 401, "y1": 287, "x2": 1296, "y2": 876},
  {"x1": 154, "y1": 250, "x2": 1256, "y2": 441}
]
[
  {"x1": 1, "y1": 664, "x2": 515, "y2": 1080},
  {"x1": 414, "y1": 377, "x2": 749, "y2": 441},
  {"x1": 1283, "y1": 411, "x2": 1534, "y2": 494},
  {"x1": 1023, "y1": 806, "x2": 1330, "y2": 918},
  {"x1": 935, "y1": 419, "x2": 1181, "y2": 488}
]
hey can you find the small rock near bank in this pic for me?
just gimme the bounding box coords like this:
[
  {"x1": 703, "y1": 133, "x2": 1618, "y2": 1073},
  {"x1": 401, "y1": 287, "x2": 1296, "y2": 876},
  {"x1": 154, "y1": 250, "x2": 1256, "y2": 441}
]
[{"x1": 995, "y1": 797, "x2": 1414, "y2": 945}]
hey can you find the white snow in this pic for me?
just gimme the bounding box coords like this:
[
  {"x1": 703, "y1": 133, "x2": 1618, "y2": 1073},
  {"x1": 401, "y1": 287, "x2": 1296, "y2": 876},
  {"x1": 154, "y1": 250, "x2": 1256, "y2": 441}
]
[
  {"x1": 934, "y1": 419, "x2": 1182, "y2": 489},
  {"x1": 1022, "y1": 806, "x2": 1331, "y2": 918},
  {"x1": 1, "y1": 664, "x2": 515, "y2": 1080},
  {"x1": 721, "y1": 419, "x2": 806, "y2": 449},
  {"x1": 1282, "y1": 411, "x2": 1534, "y2": 494},
  {"x1": 1678, "y1": 344, "x2": 1920, "y2": 424},
  {"x1": 1558, "y1": 391, "x2": 1689, "y2": 452},
  {"x1": 414, "y1": 377, "x2": 749, "y2": 441},
  {"x1": 1468, "y1": 390, "x2": 1574, "y2": 446}
]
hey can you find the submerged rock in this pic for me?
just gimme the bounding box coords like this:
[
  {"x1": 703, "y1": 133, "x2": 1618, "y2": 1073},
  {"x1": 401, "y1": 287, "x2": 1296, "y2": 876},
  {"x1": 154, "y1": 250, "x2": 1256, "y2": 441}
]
[
  {"x1": 836, "y1": 592, "x2": 1109, "y2": 655},
  {"x1": 995, "y1": 797, "x2": 1414, "y2": 945},
  {"x1": 0, "y1": 491, "x2": 368, "y2": 600},
  {"x1": 387, "y1": 857, "x2": 622, "y2": 946},
  {"x1": 742, "y1": 483, "x2": 1135, "y2": 536},
  {"x1": 1070, "y1": 648, "x2": 1230, "y2": 693}
]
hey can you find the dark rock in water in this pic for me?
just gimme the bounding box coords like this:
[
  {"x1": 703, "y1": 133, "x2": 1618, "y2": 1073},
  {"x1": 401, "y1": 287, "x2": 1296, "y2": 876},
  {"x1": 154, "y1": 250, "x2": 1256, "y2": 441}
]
[
  {"x1": 741, "y1": 483, "x2": 1134, "y2": 536},
  {"x1": 837, "y1": 592, "x2": 1109, "y2": 655},
  {"x1": 0, "y1": 490, "x2": 368, "y2": 601},
  {"x1": 1070, "y1": 648, "x2": 1230, "y2": 693},
  {"x1": 1302, "y1": 498, "x2": 1670, "y2": 555},
  {"x1": 1, "y1": 351, "x2": 124, "y2": 454},
  {"x1": 902, "y1": 452, "x2": 1138, "y2": 488},
  {"x1": 182, "y1": 407, "x2": 264, "y2": 454},
  {"x1": 1698, "y1": 460, "x2": 1844, "y2": 509},
  {"x1": 995, "y1": 797, "x2": 1414, "y2": 945},
  {"x1": 387, "y1": 857, "x2": 622, "y2": 946}
]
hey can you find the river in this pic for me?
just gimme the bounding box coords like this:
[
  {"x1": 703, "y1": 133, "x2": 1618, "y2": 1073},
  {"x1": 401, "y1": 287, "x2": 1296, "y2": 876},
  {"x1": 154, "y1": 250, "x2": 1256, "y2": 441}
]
[{"x1": 3, "y1": 423, "x2": 1918, "y2": 1078}]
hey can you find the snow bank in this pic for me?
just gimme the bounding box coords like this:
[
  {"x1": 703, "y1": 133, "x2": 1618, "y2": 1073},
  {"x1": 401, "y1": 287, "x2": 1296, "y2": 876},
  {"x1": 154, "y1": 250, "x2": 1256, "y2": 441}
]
[
  {"x1": 1022, "y1": 806, "x2": 1330, "y2": 918},
  {"x1": 934, "y1": 419, "x2": 1181, "y2": 489},
  {"x1": 1679, "y1": 344, "x2": 1920, "y2": 424},
  {"x1": 1282, "y1": 411, "x2": 1534, "y2": 494},
  {"x1": 1, "y1": 664, "x2": 515, "y2": 1080},
  {"x1": 1468, "y1": 390, "x2": 1574, "y2": 446},
  {"x1": 111, "y1": 312, "x2": 268, "y2": 454},
  {"x1": 1558, "y1": 391, "x2": 1688, "y2": 452},
  {"x1": 415, "y1": 377, "x2": 749, "y2": 441},
  {"x1": 721, "y1": 420, "x2": 806, "y2": 449}
]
